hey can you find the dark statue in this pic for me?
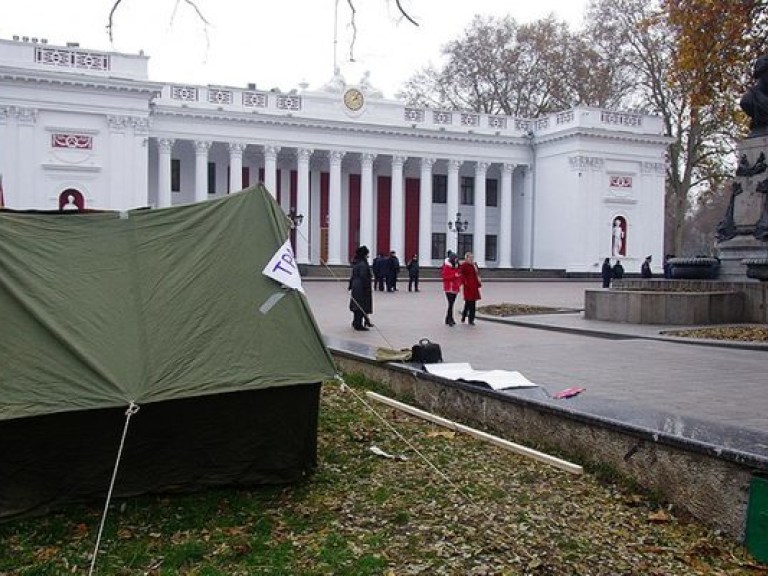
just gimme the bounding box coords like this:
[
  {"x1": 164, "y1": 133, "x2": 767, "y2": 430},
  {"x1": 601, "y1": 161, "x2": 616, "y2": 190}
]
[
  {"x1": 735, "y1": 151, "x2": 767, "y2": 177},
  {"x1": 716, "y1": 181, "x2": 743, "y2": 241},
  {"x1": 740, "y1": 55, "x2": 768, "y2": 137}
]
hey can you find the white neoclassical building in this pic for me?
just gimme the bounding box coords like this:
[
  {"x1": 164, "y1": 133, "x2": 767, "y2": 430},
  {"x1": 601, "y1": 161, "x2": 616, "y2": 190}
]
[{"x1": 0, "y1": 37, "x2": 669, "y2": 272}]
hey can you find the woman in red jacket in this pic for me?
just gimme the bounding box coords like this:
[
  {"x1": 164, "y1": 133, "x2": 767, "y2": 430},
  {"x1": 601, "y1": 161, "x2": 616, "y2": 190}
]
[
  {"x1": 459, "y1": 252, "x2": 482, "y2": 325},
  {"x1": 440, "y1": 251, "x2": 462, "y2": 326}
]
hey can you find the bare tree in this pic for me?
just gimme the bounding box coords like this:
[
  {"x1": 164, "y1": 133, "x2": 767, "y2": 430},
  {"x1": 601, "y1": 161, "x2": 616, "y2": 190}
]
[
  {"x1": 106, "y1": 0, "x2": 419, "y2": 46},
  {"x1": 399, "y1": 15, "x2": 619, "y2": 117},
  {"x1": 585, "y1": 0, "x2": 744, "y2": 255}
]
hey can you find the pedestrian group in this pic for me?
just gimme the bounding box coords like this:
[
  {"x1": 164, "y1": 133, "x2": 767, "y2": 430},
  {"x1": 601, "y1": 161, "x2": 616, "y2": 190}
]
[{"x1": 348, "y1": 248, "x2": 482, "y2": 330}]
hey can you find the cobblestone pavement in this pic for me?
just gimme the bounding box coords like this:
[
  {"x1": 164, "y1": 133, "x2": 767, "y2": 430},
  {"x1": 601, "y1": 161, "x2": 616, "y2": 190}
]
[{"x1": 303, "y1": 278, "x2": 768, "y2": 438}]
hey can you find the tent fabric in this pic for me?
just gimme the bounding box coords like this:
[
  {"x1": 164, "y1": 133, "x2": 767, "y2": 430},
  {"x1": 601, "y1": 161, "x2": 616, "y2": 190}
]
[{"x1": 0, "y1": 185, "x2": 337, "y2": 421}]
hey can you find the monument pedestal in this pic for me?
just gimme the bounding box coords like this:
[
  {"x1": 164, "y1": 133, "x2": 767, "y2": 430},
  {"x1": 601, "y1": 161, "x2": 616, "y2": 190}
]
[
  {"x1": 715, "y1": 135, "x2": 768, "y2": 279},
  {"x1": 717, "y1": 236, "x2": 768, "y2": 280}
]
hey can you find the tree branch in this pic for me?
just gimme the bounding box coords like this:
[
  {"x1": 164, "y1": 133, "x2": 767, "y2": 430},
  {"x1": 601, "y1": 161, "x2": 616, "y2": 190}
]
[{"x1": 395, "y1": 0, "x2": 419, "y2": 26}]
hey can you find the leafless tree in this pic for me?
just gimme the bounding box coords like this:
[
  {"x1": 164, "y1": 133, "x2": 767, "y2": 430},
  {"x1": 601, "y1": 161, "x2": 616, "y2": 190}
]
[{"x1": 106, "y1": 0, "x2": 418, "y2": 48}]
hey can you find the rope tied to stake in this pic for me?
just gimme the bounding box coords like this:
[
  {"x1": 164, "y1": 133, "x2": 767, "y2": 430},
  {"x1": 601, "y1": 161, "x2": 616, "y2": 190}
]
[{"x1": 87, "y1": 401, "x2": 140, "y2": 576}]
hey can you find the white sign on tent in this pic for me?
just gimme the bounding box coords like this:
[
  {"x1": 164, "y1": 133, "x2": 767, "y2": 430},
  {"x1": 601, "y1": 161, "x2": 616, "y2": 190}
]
[{"x1": 262, "y1": 239, "x2": 304, "y2": 293}]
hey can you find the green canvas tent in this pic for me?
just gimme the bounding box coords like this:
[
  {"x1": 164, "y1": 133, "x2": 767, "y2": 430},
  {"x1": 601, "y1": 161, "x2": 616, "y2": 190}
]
[{"x1": 0, "y1": 185, "x2": 337, "y2": 518}]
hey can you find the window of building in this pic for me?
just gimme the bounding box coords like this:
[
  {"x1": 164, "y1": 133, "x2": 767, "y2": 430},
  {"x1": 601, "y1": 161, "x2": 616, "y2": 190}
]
[
  {"x1": 432, "y1": 174, "x2": 447, "y2": 203},
  {"x1": 431, "y1": 232, "x2": 447, "y2": 260},
  {"x1": 460, "y1": 176, "x2": 474, "y2": 205},
  {"x1": 208, "y1": 162, "x2": 216, "y2": 194},
  {"x1": 486, "y1": 178, "x2": 498, "y2": 207},
  {"x1": 485, "y1": 235, "x2": 498, "y2": 261},
  {"x1": 171, "y1": 159, "x2": 181, "y2": 192},
  {"x1": 457, "y1": 233, "x2": 473, "y2": 258}
]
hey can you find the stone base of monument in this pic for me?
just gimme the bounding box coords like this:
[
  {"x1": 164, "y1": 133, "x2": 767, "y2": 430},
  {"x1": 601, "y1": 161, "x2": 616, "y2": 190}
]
[
  {"x1": 717, "y1": 236, "x2": 768, "y2": 280},
  {"x1": 585, "y1": 279, "x2": 768, "y2": 324},
  {"x1": 745, "y1": 257, "x2": 768, "y2": 281}
]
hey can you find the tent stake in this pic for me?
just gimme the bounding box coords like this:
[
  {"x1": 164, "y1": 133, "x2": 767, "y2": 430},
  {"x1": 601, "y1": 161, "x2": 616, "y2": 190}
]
[{"x1": 366, "y1": 391, "x2": 583, "y2": 475}]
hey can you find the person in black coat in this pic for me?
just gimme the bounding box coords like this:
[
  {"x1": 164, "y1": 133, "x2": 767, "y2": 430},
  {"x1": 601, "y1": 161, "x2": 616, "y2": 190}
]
[
  {"x1": 612, "y1": 260, "x2": 624, "y2": 280},
  {"x1": 406, "y1": 254, "x2": 420, "y2": 292},
  {"x1": 641, "y1": 255, "x2": 653, "y2": 278},
  {"x1": 348, "y1": 245, "x2": 373, "y2": 331},
  {"x1": 371, "y1": 253, "x2": 386, "y2": 291},
  {"x1": 601, "y1": 257, "x2": 613, "y2": 288},
  {"x1": 385, "y1": 250, "x2": 400, "y2": 292}
]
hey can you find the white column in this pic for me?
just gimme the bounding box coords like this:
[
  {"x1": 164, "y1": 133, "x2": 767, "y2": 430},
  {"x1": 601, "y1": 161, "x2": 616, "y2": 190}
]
[
  {"x1": 17, "y1": 108, "x2": 37, "y2": 206},
  {"x1": 327, "y1": 150, "x2": 346, "y2": 265},
  {"x1": 447, "y1": 159, "x2": 462, "y2": 255},
  {"x1": 263, "y1": 145, "x2": 280, "y2": 198},
  {"x1": 389, "y1": 155, "x2": 406, "y2": 258},
  {"x1": 499, "y1": 163, "x2": 515, "y2": 268},
  {"x1": 157, "y1": 138, "x2": 174, "y2": 208},
  {"x1": 360, "y1": 153, "x2": 376, "y2": 253},
  {"x1": 131, "y1": 119, "x2": 150, "y2": 208},
  {"x1": 228, "y1": 142, "x2": 245, "y2": 193},
  {"x1": 279, "y1": 163, "x2": 291, "y2": 211},
  {"x1": 473, "y1": 161, "x2": 489, "y2": 266},
  {"x1": 0, "y1": 108, "x2": 14, "y2": 207},
  {"x1": 108, "y1": 117, "x2": 127, "y2": 209},
  {"x1": 418, "y1": 157, "x2": 435, "y2": 264},
  {"x1": 194, "y1": 140, "x2": 211, "y2": 203},
  {"x1": 522, "y1": 164, "x2": 535, "y2": 269},
  {"x1": 296, "y1": 148, "x2": 313, "y2": 264}
]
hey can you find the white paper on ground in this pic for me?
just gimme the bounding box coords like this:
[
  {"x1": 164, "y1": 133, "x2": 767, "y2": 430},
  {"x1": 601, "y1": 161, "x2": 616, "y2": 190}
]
[{"x1": 424, "y1": 362, "x2": 538, "y2": 390}]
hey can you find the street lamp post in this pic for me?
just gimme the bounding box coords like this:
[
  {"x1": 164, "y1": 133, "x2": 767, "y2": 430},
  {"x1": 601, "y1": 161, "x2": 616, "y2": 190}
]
[
  {"x1": 287, "y1": 207, "x2": 304, "y2": 229},
  {"x1": 447, "y1": 212, "x2": 469, "y2": 233}
]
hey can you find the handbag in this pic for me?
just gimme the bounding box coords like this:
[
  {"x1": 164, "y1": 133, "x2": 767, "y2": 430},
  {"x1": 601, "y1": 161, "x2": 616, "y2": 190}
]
[{"x1": 410, "y1": 338, "x2": 443, "y2": 364}]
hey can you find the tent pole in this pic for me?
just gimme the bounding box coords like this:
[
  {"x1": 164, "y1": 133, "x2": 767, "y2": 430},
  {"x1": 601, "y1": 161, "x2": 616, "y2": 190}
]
[{"x1": 366, "y1": 391, "x2": 583, "y2": 475}]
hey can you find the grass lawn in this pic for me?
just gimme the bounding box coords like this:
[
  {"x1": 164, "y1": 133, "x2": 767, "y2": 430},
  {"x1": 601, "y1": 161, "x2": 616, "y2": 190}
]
[{"x1": 1, "y1": 375, "x2": 765, "y2": 575}]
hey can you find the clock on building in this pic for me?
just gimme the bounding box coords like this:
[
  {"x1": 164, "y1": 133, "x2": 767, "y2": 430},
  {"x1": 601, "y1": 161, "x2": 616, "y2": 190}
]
[{"x1": 343, "y1": 87, "x2": 365, "y2": 111}]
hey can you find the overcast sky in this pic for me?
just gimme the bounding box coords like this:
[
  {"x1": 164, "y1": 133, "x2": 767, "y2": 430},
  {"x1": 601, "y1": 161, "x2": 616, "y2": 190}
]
[{"x1": 1, "y1": 0, "x2": 587, "y2": 97}]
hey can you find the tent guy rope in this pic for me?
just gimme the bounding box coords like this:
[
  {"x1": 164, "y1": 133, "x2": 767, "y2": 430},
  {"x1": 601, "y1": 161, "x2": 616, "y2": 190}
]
[{"x1": 88, "y1": 402, "x2": 140, "y2": 576}]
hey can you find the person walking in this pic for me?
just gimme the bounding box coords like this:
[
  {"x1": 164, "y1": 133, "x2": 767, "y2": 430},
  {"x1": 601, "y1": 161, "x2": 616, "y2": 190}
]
[
  {"x1": 459, "y1": 252, "x2": 482, "y2": 325},
  {"x1": 406, "y1": 254, "x2": 420, "y2": 292},
  {"x1": 612, "y1": 259, "x2": 624, "y2": 280},
  {"x1": 348, "y1": 245, "x2": 373, "y2": 331},
  {"x1": 601, "y1": 257, "x2": 613, "y2": 288},
  {"x1": 441, "y1": 251, "x2": 462, "y2": 326}
]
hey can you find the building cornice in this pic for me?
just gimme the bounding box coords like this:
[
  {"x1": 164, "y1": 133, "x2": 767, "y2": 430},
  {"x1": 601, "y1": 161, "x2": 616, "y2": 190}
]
[
  {"x1": 150, "y1": 106, "x2": 535, "y2": 147},
  {"x1": 0, "y1": 66, "x2": 162, "y2": 96},
  {"x1": 534, "y1": 126, "x2": 673, "y2": 147}
]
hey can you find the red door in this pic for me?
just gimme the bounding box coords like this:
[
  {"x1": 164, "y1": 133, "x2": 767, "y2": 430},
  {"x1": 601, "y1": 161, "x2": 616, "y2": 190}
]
[
  {"x1": 376, "y1": 176, "x2": 391, "y2": 255},
  {"x1": 404, "y1": 178, "x2": 420, "y2": 261}
]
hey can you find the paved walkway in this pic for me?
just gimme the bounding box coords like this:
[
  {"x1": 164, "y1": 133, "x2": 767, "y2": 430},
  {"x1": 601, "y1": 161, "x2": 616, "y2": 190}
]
[{"x1": 303, "y1": 278, "x2": 768, "y2": 457}]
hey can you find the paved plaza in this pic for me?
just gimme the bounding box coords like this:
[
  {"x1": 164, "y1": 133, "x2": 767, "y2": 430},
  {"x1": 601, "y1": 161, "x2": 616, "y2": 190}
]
[{"x1": 303, "y1": 278, "x2": 768, "y2": 454}]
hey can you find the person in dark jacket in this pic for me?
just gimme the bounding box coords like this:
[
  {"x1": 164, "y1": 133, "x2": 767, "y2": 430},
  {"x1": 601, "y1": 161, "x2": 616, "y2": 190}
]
[
  {"x1": 612, "y1": 260, "x2": 624, "y2": 280},
  {"x1": 641, "y1": 255, "x2": 653, "y2": 278},
  {"x1": 385, "y1": 250, "x2": 400, "y2": 292},
  {"x1": 348, "y1": 245, "x2": 373, "y2": 331},
  {"x1": 601, "y1": 257, "x2": 613, "y2": 288},
  {"x1": 371, "y1": 253, "x2": 386, "y2": 292},
  {"x1": 406, "y1": 254, "x2": 420, "y2": 292}
]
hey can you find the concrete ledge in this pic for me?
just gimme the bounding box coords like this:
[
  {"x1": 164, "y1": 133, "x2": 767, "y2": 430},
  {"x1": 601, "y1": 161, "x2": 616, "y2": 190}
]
[
  {"x1": 328, "y1": 344, "x2": 768, "y2": 543},
  {"x1": 585, "y1": 288, "x2": 745, "y2": 324},
  {"x1": 612, "y1": 279, "x2": 768, "y2": 323}
]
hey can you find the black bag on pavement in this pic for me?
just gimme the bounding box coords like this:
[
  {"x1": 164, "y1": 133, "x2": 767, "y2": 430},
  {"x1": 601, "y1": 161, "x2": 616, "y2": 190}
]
[{"x1": 411, "y1": 338, "x2": 443, "y2": 364}]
